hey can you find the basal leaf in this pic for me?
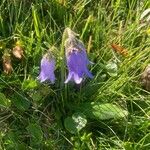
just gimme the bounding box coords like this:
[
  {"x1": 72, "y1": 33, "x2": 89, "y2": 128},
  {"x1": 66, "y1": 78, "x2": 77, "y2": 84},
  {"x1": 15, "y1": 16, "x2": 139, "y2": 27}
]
[
  {"x1": 11, "y1": 93, "x2": 30, "y2": 111},
  {"x1": 64, "y1": 117, "x2": 78, "y2": 134},
  {"x1": 106, "y1": 61, "x2": 118, "y2": 77},
  {"x1": 79, "y1": 102, "x2": 128, "y2": 120},
  {"x1": 26, "y1": 123, "x2": 43, "y2": 143},
  {"x1": 64, "y1": 113, "x2": 87, "y2": 134}
]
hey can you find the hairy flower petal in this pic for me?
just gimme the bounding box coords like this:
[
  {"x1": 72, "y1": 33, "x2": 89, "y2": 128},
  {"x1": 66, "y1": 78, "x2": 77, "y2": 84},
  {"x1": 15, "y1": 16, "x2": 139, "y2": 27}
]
[
  {"x1": 64, "y1": 28, "x2": 93, "y2": 84},
  {"x1": 73, "y1": 73, "x2": 83, "y2": 84},
  {"x1": 65, "y1": 49, "x2": 93, "y2": 84},
  {"x1": 38, "y1": 53, "x2": 55, "y2": 84}
]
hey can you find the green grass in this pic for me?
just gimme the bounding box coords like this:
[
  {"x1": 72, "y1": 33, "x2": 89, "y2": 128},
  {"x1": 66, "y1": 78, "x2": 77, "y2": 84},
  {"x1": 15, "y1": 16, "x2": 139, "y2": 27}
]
[{"x1": 0, "y1": 0, "x2": 150, "y2": 149}]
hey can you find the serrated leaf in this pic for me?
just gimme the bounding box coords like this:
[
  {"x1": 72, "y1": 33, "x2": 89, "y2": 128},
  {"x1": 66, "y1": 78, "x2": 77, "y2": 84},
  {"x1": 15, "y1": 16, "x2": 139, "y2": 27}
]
[
  {"x1": 26, "y1": 123, "x2": 43, "y2": 143},
  {"x1": 79, "y1": 102, "x2": 128, "y2": 120},
  {"x1": 0, "y1": 93, "x2": 11, "y2": 108},
  {"x1": 64, "y1": 113, "x2": 87, "y2": 134}
]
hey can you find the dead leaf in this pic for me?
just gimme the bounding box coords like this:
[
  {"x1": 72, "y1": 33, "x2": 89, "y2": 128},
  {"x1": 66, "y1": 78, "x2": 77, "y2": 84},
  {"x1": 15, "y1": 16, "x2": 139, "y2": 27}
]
[{"x1": 111, "y1": 43, "x2": 128, "y2": 56}]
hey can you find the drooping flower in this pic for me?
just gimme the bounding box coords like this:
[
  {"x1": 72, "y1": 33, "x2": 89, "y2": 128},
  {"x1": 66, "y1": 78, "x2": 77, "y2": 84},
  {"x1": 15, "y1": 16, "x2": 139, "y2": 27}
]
[
  {"x1": 2, "y1": 51, "x2": 13, "y2": 74},
  {"x1": 64, "y1": 28, "x2": 93, "y2": 84},
  {"x1": 38, "y1": 52, "x2": 55, "y2": 84},
  {"x1": 12, "y1": 41, "x2": 24, "y2": 59}
]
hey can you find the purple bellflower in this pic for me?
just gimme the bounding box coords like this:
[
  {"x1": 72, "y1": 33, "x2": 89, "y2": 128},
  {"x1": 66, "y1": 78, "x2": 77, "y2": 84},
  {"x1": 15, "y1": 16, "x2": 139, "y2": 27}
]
[
  {"x1": 38, "y1": 52, "x2": 55, "y2": 84},
  {"x1": 64, "y1": 29, "x2": 93, "y2": 84}
]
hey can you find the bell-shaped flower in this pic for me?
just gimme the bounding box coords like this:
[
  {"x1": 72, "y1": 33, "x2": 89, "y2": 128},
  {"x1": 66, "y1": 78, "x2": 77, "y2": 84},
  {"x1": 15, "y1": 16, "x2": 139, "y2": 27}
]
[
  {"x1": 64, "y1": 30, "x2": 93, "y2": 84},
  {"x1": 38, "y1": 52, "x2": 55, "y2": 84}
]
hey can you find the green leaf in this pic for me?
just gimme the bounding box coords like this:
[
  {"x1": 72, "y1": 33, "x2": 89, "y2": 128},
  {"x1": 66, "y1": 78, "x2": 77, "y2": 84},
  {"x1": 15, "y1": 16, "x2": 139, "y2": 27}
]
[
  {"x1": 79, "y1": 103, "x2": 128, "y2": 120},
  {"x1": 3, "y1": 131, "x2": 27, "y2": 150},
  {"x1": 32, "y1": 6, "x2": 40, "y2": 38},
  {"x1": 0, "y1": 93, "x2": 11, "y2": 108},
  {"x1": 64, "y1": 113, "x2": 87, "y2": 134},
  {"x1": 26, "y1": 123, "x2": 43, "y2": 143},
  {"x1": 30, "y1": 85, "x2": 52, "y2": 102},
  {"x1": 72, "y1": 113, "x2": 87, "y2": 131},
  {"x1": 11, "y1": 93, "x2": 30, "y2": 111},
  {"x1": 106, "y1": 61, "x2": 118, "y2": 77},
  {"x1": 124, "y1": 142, "x2": 134, "y2": 150},
  {"x1": 64, "y1": 117, "x2": 77, "y2": 134},
  {"x1": 22, "y1": 79, "x2": 37, "y2": 90}
]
